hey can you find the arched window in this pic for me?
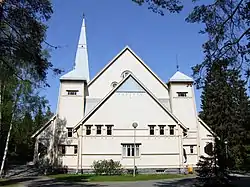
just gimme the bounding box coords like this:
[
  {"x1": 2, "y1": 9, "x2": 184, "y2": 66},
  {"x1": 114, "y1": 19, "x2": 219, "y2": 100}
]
[
  {"x1": 121, "y1": 70, "x2": 131, "y2": 78},
  {"x1": 111, "y1": 81, "x2": 118, "y2": 88}
]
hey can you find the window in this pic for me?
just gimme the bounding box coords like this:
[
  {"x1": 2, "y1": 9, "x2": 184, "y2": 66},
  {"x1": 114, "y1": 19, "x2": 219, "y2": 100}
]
[
  {"x1": 122, "y1": 144, "x2": 140, "y2": 157},
  {"x1": 74, "y1": 145, "x2": 78, "y2": 154},
  {"x1": 60, "y1": 145, "x2": 66, "y2": 155},
  {"x1": 149, "y1": 125, "x2": 155, "y2": 135},
  {"x1": 121, "y1": 70, "x2": 131, "y2": 78},
  {"x1": 67, "y1": 90, "x2": 78, "y2": 95},
  {"x1": 67, "y1": 128, "x2": 73, "y2": 137},
  {"x1": 86, "y1": 125, "x2": 92, "y2": 135},
  {"x1": 111, "y1": 81, "x2": 118, "y2": 88},
  {"x1": 190, "y1": 146, "x2": 194, "y2": 154},
  {"x1": 106, "y1": 125, "x2": 113, "y2": 135},
  {"x1": 96, "y1": 125, "x2": 102, "y2": 135},
  {"x1": 169, "y1": 125, "x2": 175, "y2": 135},
  {"x1": 177, "y1": 92, "x2": 187, "y2": 97},
  {"x1": 159, "y1": 125, "x2": 165, "y2": 135}
]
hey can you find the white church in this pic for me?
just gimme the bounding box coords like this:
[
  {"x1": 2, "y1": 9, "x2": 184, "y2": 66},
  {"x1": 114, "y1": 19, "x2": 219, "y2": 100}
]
[{"x1": 32, "y1": 17, "x2": 215, "y2": 173}]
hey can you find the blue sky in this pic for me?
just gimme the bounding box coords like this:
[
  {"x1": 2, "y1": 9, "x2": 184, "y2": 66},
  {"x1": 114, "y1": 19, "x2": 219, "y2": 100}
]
[{"x1": 43, "y1": 0, "x2": 207, "y2": 112}]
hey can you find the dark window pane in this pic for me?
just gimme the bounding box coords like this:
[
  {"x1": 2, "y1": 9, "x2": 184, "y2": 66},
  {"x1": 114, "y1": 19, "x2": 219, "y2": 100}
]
[
  {"x1": 74, "y1": 145, "x2": 77, "y2": 154},
  {"x1": 68, "y1": 128, "x2": 73, "y2": 137}
]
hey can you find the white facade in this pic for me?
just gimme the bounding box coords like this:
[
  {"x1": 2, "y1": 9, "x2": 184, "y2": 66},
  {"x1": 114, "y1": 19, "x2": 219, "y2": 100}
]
[{"x1": 32, "y1": 17, "x2": 215, "y2": 173}]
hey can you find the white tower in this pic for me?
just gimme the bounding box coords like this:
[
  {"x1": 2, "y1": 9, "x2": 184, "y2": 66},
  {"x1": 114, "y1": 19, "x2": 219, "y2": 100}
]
[{"x1": 57, "y1": 16, "x2": 90, "y2": 128}]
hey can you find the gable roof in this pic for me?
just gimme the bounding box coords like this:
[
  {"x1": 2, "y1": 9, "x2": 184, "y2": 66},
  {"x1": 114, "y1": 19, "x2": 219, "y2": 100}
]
[
  {"x1": 87, "y1": 46, "x2": 169, "y2": 91},
  {"x1": 197, "y1": 117, "x2": 217, "y2": 138},
  {"x1": 74, "y1": 73, "x2": 188, "y2": 131},
  {"x1": 169, "y1": 71, "x2": 194, "y2": 83},
  {"x1": 31, "y1": 114, "x2": 57, "y2": 138}
]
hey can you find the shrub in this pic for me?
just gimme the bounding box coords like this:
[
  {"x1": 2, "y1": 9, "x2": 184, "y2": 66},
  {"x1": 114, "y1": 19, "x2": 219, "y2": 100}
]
[{"x1": 92, "y1": 159, "x2": 122, "y2": 175}]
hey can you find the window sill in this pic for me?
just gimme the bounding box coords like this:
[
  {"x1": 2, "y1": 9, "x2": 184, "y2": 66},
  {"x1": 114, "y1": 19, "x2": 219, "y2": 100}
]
[{"x1": 122, "y1": 156, "x2": 140, "y2": 159}]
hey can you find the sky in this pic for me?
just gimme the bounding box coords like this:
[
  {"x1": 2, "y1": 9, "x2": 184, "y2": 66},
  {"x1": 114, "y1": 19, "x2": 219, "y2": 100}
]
[{"x1": 42, "y1": 0, "x2": 208, "y2": 113}]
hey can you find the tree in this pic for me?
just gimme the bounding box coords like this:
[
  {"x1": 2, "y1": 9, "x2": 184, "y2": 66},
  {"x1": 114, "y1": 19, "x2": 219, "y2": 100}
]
[
  {"x1": 0, "y1": 0, "x2": 60, "y2": 177},
  {"x1": 200, "y1": 59, "x2": 250, "y2": 170},
  {"x1": 132, "y1": 0, "x2": 250, "y2": 83}
]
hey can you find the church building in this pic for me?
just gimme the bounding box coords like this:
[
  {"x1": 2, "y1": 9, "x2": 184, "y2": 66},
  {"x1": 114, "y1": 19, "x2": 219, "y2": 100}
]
[{"x1": 32, "y1": 17, "x2": 215, "y2": 173}]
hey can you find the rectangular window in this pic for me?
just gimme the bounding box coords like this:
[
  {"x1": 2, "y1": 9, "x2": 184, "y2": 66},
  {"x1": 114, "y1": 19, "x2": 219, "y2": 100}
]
[
  {"x1": 67, "y1": 128, "x2": 73, "y2": 137},
  {"x1": 67, "y1": 90, "x2": 78, "y2": 95},
  {"x1": 177, "y1": 92, "x2": 187, "y2": 97},
  {"x1": 149, "y1": 125, "x2": 155, "y2": 135},
  {"x1": 169, "y1": 125, "x2": 175, "y2": 135},
  {"x1": 74, "y1": 145, "x2": 78, "y2": 154},
  {"x1": 86, "y1": 125, "x2": 92, "y2": 135},
  {"x1": 159, "y1": 125, "x2": 165, "y2": 135},
  {"x1": 96, "y1": 125, "x2": 102, "y2": 135},
  {"x1": 60, "y1": 145, "x2": 66, "y2": 155},
  {"x1": 106, "y1": 125, "x2": 113, "y2": 135},
  {"x1": 122, "y1": 144, "x2": 140, "y2": 157},
  {"x1": 190, "y1": 146, "x2": 194, "y2": 154}
]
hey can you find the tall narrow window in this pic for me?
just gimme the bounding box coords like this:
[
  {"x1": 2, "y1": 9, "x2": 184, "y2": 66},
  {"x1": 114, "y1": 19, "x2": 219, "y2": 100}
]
[
  {"x1": 190, "y1": 146, "x2": 194, "y2": 154},
  {"x1": 86, "y1": 125, "x2": 92, "y2": 135},
  {"x1": 159, "y1": 125, "x2": 165, "y2": 135},
  {"x1": 67, "y1": 90, "x2": 78, "y2": 95},
  {"x1": 169, "y1": 125, "x2": 175, "y2": 135},
  {"x1": 74, "y1": 145, "x2": 78, "y2": 154},
  {"x1": 149, "y1": 125, "x2": 155, "y2": 135},
  {"x1": 177, "y1": 92, "x2": 187, "y2": 97},
  {"x1": 60, "y1": 145, "x2": 66, "y2": 155},
  {"x1": 67, "y1": 128, "x2": 73, "y2": 137},
  {"x1": 96, "y1": 125, "x2": 102, "y2": 135},
  {"x1": 106, "y1": 125, "x2": 113, "y2": 135}
]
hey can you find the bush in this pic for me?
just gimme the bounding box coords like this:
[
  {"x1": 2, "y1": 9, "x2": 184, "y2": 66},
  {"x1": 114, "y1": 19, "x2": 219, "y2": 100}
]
[{"x1": 92, "y1": 159, "x2": 123, "y2": 175}]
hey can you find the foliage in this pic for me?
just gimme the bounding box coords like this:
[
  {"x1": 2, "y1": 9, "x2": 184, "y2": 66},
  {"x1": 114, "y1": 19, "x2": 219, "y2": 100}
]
[
  {"x1": 199, "y1": 59, "x2": 250, "y2": 170},
  {"x1": 196, "y1": 139, "x2": 231, "y2": 187},
  {"x1": 92, "y1": 159, "x2": 123, "y2": 175}
]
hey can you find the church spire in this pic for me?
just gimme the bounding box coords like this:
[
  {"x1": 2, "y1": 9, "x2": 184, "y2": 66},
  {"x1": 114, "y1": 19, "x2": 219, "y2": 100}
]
[{"x1": 60, "y1": 15, "x2": 90, "y2": 82}]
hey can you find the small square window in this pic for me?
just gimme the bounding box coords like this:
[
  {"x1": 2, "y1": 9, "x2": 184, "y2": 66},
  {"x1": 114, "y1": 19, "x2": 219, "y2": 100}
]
[
  {"x1": 96, "y1": 125, "x2": 102, "y2": 135},
  {"x1": 86, "y1": 125, "x2": 92, "y2": 135},
  {"x1": 67, "y1": 128, "x2": 73, "y2": 137},
  {"x1": 177, "y1": 92, "x2": 187, "y2": 97},
  {"x1": 159, "y1": 125, "x2": 165, "y2": 135},
  {"x1": 169, "y1": 125, "x2": 175, "y2": 135},
  {"x1": 149, "y1": 125, "x2": 155, "y2": 135},
  {"x1": 106, "y1": 125, "x2": 113, "y2": 135},
  {"x1": 74, "y1": 145, "x2": 78, "y2": 154}
]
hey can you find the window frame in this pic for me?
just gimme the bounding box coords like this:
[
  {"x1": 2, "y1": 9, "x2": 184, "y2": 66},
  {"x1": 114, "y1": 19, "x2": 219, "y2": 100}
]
[
  {"x1": 66, "y1": 90, "x2": 79, "y2": 95},
  {"x1": 121, "y1": 70, "x2": 132, "y2": 78},
  {"x1": 74, "y1": 145, "x2": 78, "y2": 154},
  {"x1": 122, "y1": 143, "x2": 141, "y2": 157},
  {"x1": 96, "y1": 125, "x2": 102, "y2": 135},
  {"x1": 106, "y1": 125, "x2": 113, "y2": 135},
  {"x1": 67, "y1": 128, "x2": 73, "y2": 138},
  {"x1": 169, "y1": 125, "x2": 175, "y2": 135},
  {"x1": 159, "y1": 125, "x2": 166, "y2": 135},
  {"x1": 177, "y1": 92, "x2": 188, "y2": 97},
  {"x1": 148, "y1": 125, "x2": 155, "y2": 135},
  {"x1": 85, "y1": 125, "x2": 92, "y2": 135}
]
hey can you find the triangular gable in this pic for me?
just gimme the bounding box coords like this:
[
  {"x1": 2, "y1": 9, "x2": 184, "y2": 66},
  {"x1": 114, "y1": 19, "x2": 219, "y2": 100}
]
[
  {"x1": 74, "y1": 74, "x2": 188, "y2": 131},
  {"x1": 31, "y1": 114, "x2": 57, "y2": 138},
  {"x1": 87, "y1": 46, "x2": 169, "y2": 91},
  {"x1": 117, "y1": 75, "x2": 145, "y2": 93}
]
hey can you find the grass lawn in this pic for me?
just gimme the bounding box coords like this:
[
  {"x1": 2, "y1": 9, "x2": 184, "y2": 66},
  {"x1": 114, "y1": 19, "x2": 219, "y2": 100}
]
[
  {"x1": 49, "y1": 173, "x2": 189, "y2": 182},
  {"x1": 0, "y1": 178, "x2": 21, "y2": 187}
]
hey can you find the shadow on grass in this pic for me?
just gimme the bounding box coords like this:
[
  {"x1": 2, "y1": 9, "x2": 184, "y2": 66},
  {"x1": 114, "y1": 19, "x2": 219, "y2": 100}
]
[{"x1": 0, "y1": 177, "x2": 38, "y2": 186}]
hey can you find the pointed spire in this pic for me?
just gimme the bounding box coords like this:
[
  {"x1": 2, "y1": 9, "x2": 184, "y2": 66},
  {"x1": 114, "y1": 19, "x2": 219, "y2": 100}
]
[{"x1": 60, "y1": 15, "x2": 90, "y2": 81}]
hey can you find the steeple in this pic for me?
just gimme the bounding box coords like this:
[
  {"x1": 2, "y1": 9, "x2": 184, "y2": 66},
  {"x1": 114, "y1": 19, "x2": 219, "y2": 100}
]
[{"x1": 60, "y1": 16, "x2": 90, "y2": 81}]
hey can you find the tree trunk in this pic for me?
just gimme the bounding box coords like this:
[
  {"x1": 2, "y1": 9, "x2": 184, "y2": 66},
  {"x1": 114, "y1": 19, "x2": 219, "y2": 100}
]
[{"x1": 0, "y1": 84, "x2": 22, "y2": 177}]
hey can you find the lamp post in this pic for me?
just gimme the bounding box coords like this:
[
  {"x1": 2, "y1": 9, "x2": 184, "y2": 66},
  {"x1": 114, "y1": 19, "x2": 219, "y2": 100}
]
[
  {"x1": 225, "y1": 141, "x2": 228, "y2": 159},
  {"x1": 132, "y1": 122, "x2": 138, "y2": 177}
]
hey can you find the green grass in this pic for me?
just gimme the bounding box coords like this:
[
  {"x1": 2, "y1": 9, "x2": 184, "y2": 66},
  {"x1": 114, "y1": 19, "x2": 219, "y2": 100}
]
[{"x1": 49, "y1": 173, "x2": 188, "y2": 182}]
